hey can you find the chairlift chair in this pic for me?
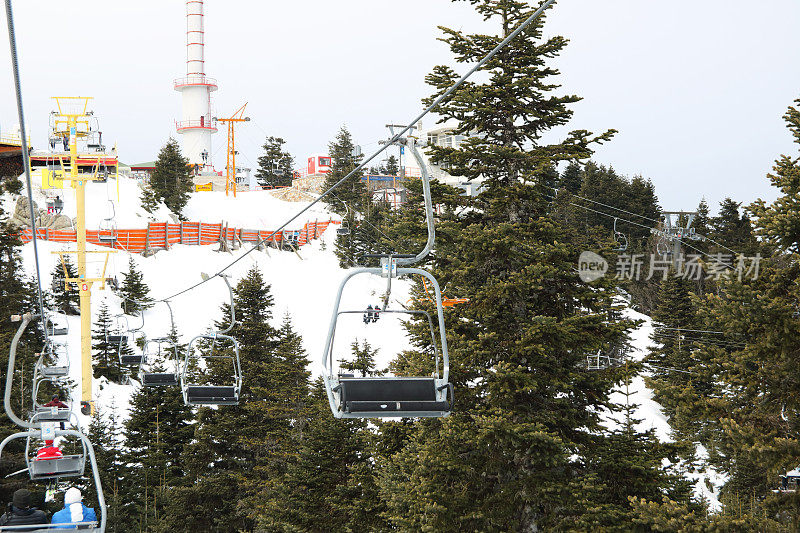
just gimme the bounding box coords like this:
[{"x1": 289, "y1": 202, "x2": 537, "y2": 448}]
[
  {"x1": 34, "y1": 341, "x2": 69, "y2": 380},
  {"x1": 31, "y1": 376, "x2": 73, "y2": 423},
  {"x1": 325, "y1": 300, "x2": 452, "y2": 418},
  {"x1": 44, "y1": 312, "x2": 68, "y2": 337},
  {"x1": 106, "y1": 314, "x2": 129, "y2": 344},
  {"x1": 97, "y1": 200, "x2": 117, "y2": 243},
  {"x1": 118, "y1": 329, "x2": 145, "y2": 366},
  {"x1": 140, "y1": 338, "x2": 179, "y2": 386},
  {"x1": 181, "y1": 333, "x2": 242, "y2": 405},
  {"x1": 612, "y1": 218, "x2": 628, "y2": 252},
  {"x1": 25, "y1": 433, "x2": 86, "y2": 481},
  {"x1": 322, "y1": 131, "x2": 453, "y2": 419}
]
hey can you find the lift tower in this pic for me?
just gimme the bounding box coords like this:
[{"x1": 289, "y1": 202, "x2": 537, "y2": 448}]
[
  {"x1": 49, "y1": 97, "x2": 111, "y2": 415},
  {"x1": 215, "y1": 102, "x2": 250, "y2": 197}
]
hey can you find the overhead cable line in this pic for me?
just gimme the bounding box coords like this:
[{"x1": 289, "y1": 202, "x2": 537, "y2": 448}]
[
  {"x1": 5, "y1": 0, "x2": 47, "y2": 332},
  {"x1": 126, "y1": 0, "x2": 559, "y2": 304}
]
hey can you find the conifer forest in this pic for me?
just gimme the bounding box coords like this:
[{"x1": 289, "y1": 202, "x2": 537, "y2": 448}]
[{"x1": 1, "y1": 0, "x2": 800, "y2": 531}]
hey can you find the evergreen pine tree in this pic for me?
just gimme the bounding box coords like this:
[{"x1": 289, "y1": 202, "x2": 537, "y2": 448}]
[
  {"x1": 710, "y1": 198, "x2": 758, "y2": 255},
  {"x1": 340, "y1": 339, "x2": 380, "y2": 377},
  {"x1": 117, "y1": 257, "x2": 152, "y2": 315},
  {"x1": 122, "y1": 355, "x2": 194, "y2": 531},
  {"x1": 0, "y1": 205, "x2": 45, "y2": 502},
  {"x1": 385, "y1": 154, "x2": 399, "y2": 175},
  {"x1": 260, "y1": 380, "x2": 383, "y2": 532},
  {"x1": 92, "y1": 299, "x2": 124, "y2": 382},
  {"x1": 161, "y1": 267, "x2": 285, "y2": 531},
  {"x1": 86, "y1": 405, "x2": 129, "y2": 531},
  {"x1": 375, "y1": 2, "x2": 659, "y2": 529},
  {"x1": 50, "y1": 255, "x2": 79, "y2": 315},
  {"x1": 139, "y1": 179, "x2": 160, "y2": 215},
  {"x1": 255, "y1": 136, "x2": 295, "y2": 188},
  {"x1": 149, "y1": 138, "x2": 193, "y2": 217}
]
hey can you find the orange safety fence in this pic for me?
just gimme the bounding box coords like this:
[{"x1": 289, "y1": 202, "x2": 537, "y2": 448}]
[{"x1": 20, "y1": 220, "x2": 341, "y2": 255}]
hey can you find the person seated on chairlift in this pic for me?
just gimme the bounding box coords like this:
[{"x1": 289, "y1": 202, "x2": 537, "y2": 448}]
[
  {"x1": 0, "y1": 489, "x2": 48, "y2": 529},
  {"x1": 44, "y1": 395, "x2": 68, "y2": 410},
  {"x1": 44, "y1": 395, "x2": 68, "y2": 429},
  {"x1": 35, "y1": 440, "x2": 63, "y2": 461},
  {"x1": 51, "y1": 487, "x2": 97, "y2": 528},
  {"x1": 372, "y1": 304, "x2": 381, "y2": 323},
  {"x1": 363, "y1": 305, "x2": 374, "y2": 324}
]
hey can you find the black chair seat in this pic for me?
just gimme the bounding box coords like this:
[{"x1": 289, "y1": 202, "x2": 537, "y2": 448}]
[
  {"x1": 120, "y1": 355, "x2": 144, "y2": 365},
  {"x1": 108, "y1": 335, "x2": 127, "y2": 344},
  {"x1": 142, "y1": 373, "x2": 178, "y2": 386},
  {"x1": 185, "y1": 385, "x2": 238, "y2": 405},
  {"x1": 48, "y1": 327, "x2": 68, "y2": 336},
  {"x1": 338, "y1": 377, "x2": 451, "y2": 414}
]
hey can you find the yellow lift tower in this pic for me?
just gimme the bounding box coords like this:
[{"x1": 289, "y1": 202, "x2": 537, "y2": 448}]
[
  {"x1": 49, "y1": 97, "x2": 112, "y2": 415},
  {"x1": 215, "y1": 102, "x2": 250, "y2": 197}
]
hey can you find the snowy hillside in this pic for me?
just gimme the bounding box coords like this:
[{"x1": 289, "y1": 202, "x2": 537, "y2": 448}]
[
  {"x1": 10, "y1": 173, "x2": 724, "y2": 508},
  {"x1": 12, "y1": 174, "x2": 412, "y2": 420}
]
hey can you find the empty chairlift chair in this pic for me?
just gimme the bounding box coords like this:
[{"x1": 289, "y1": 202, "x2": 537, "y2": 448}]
[
  {"x1": 34, "y1": 341, "x2": 69, "y2": 380},
  {"x1": 181, "y1": 333, "x2": 242, "y2": 405},
  {"x1": 44, "y1": 312, "x2": 68, "y2": 337},
  {"x1": 140, "y1": 338, "x2": 179, "y2": 386},
  {"x1": 117, "y1": 311, "x2": 145, "y2": 366},
  {"x1": 97, "y1": 200, "x2": 117, "y2": 243},
  {"x1": 106, "y1": 314, "x2": 129, "y2": 345}
]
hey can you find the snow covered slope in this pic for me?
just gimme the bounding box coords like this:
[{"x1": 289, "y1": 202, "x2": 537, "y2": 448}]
[
  {"x1": 13, "y1": 174, "x2": 411, "y2": 420},
  {"x1": 11, "y1": 173, "x2": 725, "y2": 509}
]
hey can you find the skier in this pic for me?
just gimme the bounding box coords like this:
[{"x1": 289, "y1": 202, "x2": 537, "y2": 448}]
[
  {"x1": 363, "y1": 305, "x2": 373, "y2": 324},
  {"x1": 0, "y1": 489, "x2": 48, "y2": 529},
  {"x1": 372, "y1": 304, "x2": 381, "y2": 323},
  {"x1": 51, "y1": 488, "x2": 97, "y2": 528}
]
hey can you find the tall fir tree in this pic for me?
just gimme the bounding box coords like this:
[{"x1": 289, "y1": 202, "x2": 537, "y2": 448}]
[
  {"x1": 50, "y1": 255, "x2": 79, "y2": 315},
  {"x1": 117, "y1": 257, "x2": 152, "y2": 315},
  {"x1": 86, "y1": 405, "x2": 129, "y2": 531},
  {"x1": 92, "y1": 299, "x2": 124, "y2": 382},
  {"x1": 149, "y1": 138, "x2": 193, "y2": 217},
  {"x1": 371, "y1": 2, "x2": 687, "y2": 529},
  {"x1": 0, "y1": 205, "x2": 45, "y2": 503},
  {"x1": 161, "y1": 267, "x2": 288, "y2": 531},
  {"x1": 255, "y1": 136, "x2": 295, "y2": 188}
]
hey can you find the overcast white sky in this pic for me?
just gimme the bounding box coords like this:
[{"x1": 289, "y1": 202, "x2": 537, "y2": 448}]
[{"x1": 2, "y1": 0, "x2": 799, "y2": 212}]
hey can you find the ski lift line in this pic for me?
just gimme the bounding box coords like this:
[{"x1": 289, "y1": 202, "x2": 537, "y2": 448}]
[
  {"x1": 551, "y1": 195, "x2": 741, "y2": 271},
  {"x1": 547, "y1": 184, "x2": 662, "y2": 225},
  {"x1": 4, "y1": 0, "x2": 48, "y2": 341},
  {"x1": 649, "y1": 333, "x2": 747, "y2": 349},
  {"x1": 551, "y1": 186, "x2": 743, "y2": 257},
  {"x1": 327, "y1": 189, "x2": 410, "y2": 254},
  {"x1": 651, "y1": 326, "x2": 743, "y2": 336},
  {"x1": 124, "y1": 0, "x2": 558, "y2": 305}
]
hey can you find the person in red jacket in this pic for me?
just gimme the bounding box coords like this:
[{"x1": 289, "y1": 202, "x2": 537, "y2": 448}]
[
  {"x1": 35, "y1": 440, "x2": 63, "y2": 461},
  {"x1": 43, "y1": 395, "x2": 68, "y2": 409}
]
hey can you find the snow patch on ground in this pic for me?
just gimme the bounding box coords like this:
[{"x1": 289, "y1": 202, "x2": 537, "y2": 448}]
[{"x1": 599, "y1": 303, "x2": 725, "y2": 511}]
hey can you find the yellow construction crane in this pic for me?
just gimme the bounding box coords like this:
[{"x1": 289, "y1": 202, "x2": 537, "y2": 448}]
[
  {"x1": 215, "y1": 102, "x2": 250, "y2": 197},
  {"x1": 49, "y1": 96, "x2": 113, "y2": 415}
]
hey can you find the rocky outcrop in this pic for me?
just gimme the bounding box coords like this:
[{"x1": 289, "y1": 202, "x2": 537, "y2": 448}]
[{"x1": 9, "y1": 196, "x2": 74, "y2": 230}]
